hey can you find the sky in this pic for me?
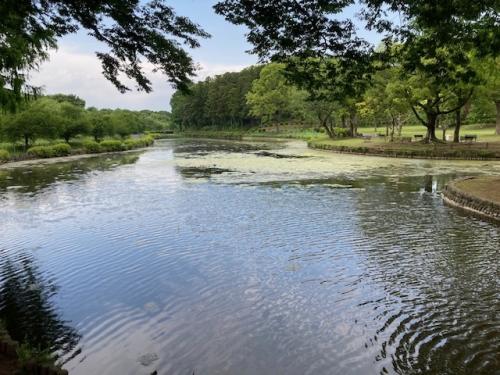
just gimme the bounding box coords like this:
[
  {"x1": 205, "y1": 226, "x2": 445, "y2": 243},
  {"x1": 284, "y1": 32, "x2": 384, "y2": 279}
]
[{"x1": 30, "y1": 0, "x2": 383, "y2": 111}]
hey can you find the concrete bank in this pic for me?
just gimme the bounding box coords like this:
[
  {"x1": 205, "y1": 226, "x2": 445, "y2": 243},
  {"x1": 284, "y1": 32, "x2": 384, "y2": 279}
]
[{"x1": 443, "y1": 177, "x2": 500, "y2": 221}]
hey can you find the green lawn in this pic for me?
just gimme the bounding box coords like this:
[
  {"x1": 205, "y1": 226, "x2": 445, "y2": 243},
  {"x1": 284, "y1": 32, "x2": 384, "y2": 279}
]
[
  {"x1": 308, "y1": 124, "x2": 500, "y2": 159},
  {"x1": 454, "y1": 177, "x2": 500, "y2": 204},
  {"x1": 361, "y1": 124, "x2": 500, "y2": 142}
]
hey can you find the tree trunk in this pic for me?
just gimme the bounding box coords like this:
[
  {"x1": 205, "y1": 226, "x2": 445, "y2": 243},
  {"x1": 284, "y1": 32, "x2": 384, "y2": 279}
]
[
  {"x1": 322, "y1": 122, "x2": 334, "y2": 138},
  {"x1": 24, "y1": 135, "x2": 29, "y2": 151},
  {"x1": 496, "y1": 101, "x2": 500, "y2": 135},
  {"x1": 425, "y1": 113, "x2": 438, "y2": 142},
  {"x1": 390, "y1": 116, "x2": 395, "y2": 142},
  {"x1": 349, "y1": 112, "x2": 357, "y2": 137},
  {"x1": 453, "y1": 109, "x2": 461, "y2": 143}
]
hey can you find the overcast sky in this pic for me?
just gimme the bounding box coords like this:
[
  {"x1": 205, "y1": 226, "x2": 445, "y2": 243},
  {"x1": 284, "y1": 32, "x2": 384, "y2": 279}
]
[{"x1": 30, "y1": 0, "x2": 382, "y2": 111}]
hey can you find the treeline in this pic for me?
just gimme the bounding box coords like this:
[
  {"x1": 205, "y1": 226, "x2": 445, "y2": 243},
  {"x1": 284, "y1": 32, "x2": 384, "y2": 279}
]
[
  {"x1": 170, "y1": 66, "x2": 262, "y2": 130},
  {"x1": 170, "y1": 57, "x2": 499, "y2": 141},
  {"x1": 0, "y1": 94, "x2": 171, "y2": 149}
]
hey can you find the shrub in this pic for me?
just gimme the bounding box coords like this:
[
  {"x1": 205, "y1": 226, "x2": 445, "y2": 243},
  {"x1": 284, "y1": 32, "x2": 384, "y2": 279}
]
[
  {"x1": 100, "y1": 140, "x2": 126, "y2": 152},
  {"x1": 27, "y1": 146, "x2": 52, "y2": 158},
  {"x1": 83, "y1": 141, "x2": 102, "y2": 153},
  {"x1": 51, "y1": 143, "x2": 71, "y2": 156},
  {"x1": 124, "y1": 136, "x2": 155, "y2": 150},
  {"x1": 0, "y1": 149, "x2": 10, "y2": 161},
  {"x1": 27, "y1": 143, "x2": 71, "y2": 158},
  {"x1": 333, "y1": 127, "x2": 349, "y2": 138}
]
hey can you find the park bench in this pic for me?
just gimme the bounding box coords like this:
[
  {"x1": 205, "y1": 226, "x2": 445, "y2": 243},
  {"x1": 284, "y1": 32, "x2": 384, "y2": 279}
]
[
  {"x1": 460, "y1": 134, "x2": 478, "y2": 143},
  {"x1": 362, "y1": 135, "x2": 372, "y2": 142},
  {"x1": 401, "y1": 136, "x2": 412, "y2": 143},
  {"x1": 377, "y1": 133, "x2": 386, "y2": 137},
  {"x1": 414, "y1": 134, "x2": 424, "y2": 141}
]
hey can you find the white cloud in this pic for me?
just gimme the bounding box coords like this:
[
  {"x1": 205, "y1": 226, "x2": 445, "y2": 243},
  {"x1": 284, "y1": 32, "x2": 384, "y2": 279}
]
[{"x1": 30, "y1": 46, "x2": 250, "y2": 111}]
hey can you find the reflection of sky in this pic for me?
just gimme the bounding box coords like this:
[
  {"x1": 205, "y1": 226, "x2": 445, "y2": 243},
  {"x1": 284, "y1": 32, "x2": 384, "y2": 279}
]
[{"x1": 1, "y1": 140, "x2": 499, "y2": 375}]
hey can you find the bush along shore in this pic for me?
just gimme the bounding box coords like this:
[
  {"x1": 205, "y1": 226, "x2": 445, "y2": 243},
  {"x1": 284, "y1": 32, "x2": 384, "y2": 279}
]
[
  {"x1": 0, "y1": 321, "x2": 68, "y2": 375},
  {"x1": 0, "y1": 135, "x2": 155, "y2": 165},
  {"x1": 443, "y1": 177, "x2": 500, "y2": 221}
]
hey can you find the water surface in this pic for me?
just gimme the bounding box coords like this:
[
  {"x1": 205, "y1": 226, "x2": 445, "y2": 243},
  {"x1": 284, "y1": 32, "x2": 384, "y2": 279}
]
[{"x1": 0, "y1": 139, "x2": 499, "y2": 375}]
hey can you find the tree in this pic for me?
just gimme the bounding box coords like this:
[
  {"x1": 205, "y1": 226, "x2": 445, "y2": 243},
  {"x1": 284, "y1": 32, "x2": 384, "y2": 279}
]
[
  {"x1": 1, "y1": 0, "x2": 210, "y2": 110},
  {"x1": 87, "y1": 110, "x2": 113, "y2": 142},
  {"x1": 57, "y1": 102, "x2": 90, "y2": 143},
  {"x1": 246, "y1": 64, "x2": 305, "y2": 131},
  {"x1": 2, "y1": 99, "x2": 59, "y2": 149},
  {"x1": 170, "y1": 66, "x2": 262, "y2": 130},
  {"x1": 48, "y1": 94, "x2": 86, "y2": 108},
  {"x1": 475, "y1": 57, "x2": 500, "y2": 135},
  {"x1": 358, "y1": 67, "x2": 412, "y2": 140},
  {"x1": 215, "y1": 1, "x2": 498, "y2": 142}
]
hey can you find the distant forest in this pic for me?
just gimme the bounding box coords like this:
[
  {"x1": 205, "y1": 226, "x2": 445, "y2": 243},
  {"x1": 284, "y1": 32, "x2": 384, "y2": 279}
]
[{"x1": 170, "y1": 59, "x2": 499, "y2": 138}]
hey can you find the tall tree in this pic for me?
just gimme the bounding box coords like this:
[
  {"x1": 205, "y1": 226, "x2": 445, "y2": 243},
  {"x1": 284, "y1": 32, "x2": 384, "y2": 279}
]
[
  {"x1": 475, "y1": 57, "x2": 500, "y2": 135},
  {"x1": 1, "y1": 99, "x2": 59, "y2": 149},
  {"x1": 246, "y1": 63, "x2": 305, "y2": 131},
  {"x1": 57, "y1": 102, "x2": 90, "y2": 143}
]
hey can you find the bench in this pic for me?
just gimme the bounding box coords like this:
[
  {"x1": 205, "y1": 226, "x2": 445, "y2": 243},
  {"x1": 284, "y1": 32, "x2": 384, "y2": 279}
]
[
  {"x1": 414, "y1": 134, "x2": 424, "y2": 141},
  {"x1": 460, "y1": 134, "x2": 478, "y2": 143},
  {"x1": 401, "y1": 136, "x2": 412, "y2": 143}
]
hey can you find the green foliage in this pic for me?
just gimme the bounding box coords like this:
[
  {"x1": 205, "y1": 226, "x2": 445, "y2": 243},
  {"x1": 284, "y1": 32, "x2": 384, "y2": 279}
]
[
  {"x1": 27, "y1": 143, "x2": 71, "y2": 158},
  {"x1": 170, "y1": 66, "x2": 263, "y2": 130},
  {"x1": 0, "y1": 0, "x2": 210, "y2": 110},
  {"x1": 0, "y1": 149, "x2": 10, "y2": 161},
  {"x1": 99, "y1": 140, "x2": 126, "y2": 152},
  {"x1": 17, "y1": 342, "x2": 54, "y2": 367},
  {"x1": 246, "y1": 63, "x2": 307, "y2": 125},
  {"x1": 82, "y1": 141, "x2": 102, "y2": 154},
  {"x1": 124, "y1": 136, "x2": 155, "y2": 150},
  {"x1": 1, "y1": 99, "x2": 60, "y2": 148},
  {"x1": 48, "y1": 94, "x2": 85, "y2": 108},
  {"x1": 333, "y1": 128, "x2": 349, "y2": 138}
]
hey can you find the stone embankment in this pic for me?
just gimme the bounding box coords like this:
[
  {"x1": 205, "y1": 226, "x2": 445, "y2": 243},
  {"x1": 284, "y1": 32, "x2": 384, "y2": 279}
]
[{"x1": 443, "y1": 177, "x2": 500, "y2": 221}]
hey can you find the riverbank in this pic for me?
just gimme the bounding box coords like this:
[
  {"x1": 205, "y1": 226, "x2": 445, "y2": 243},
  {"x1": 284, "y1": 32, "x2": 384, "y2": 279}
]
[
  {"x1": 169, "y1": 125, "x2": 500, "y2": 160},
  {"x1": 308, "y1": 138, "x2": 500, "y2": 160},
  {"x1": 0, "y1": 322, "x2": 68, "y2": 375},
  {"x1": 443, "y1": 177, "x2": 500, "y2": 221},
  {"x1": 0, "y1": 136, "x2": 154, "y2": 169}
]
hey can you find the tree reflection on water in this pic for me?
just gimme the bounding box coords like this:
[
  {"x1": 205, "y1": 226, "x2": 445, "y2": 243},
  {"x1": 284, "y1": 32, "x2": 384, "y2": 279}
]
[{"x1": 0, "y1": 251, "x2": 81, "y2": 363}]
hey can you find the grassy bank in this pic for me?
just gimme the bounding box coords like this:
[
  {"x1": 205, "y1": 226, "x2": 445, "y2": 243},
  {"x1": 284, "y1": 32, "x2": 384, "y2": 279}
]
[
  {"x1": 309, "y1": 137, "x2": 500, "y2": 159},
  {"x1": 308, "y1": 124, "x2": 500, "y2": 160},
  {"x1": 0, "y1": 135, "x2": 155, "y2": 165},
  {"x1": 452, "y1": 177, "x2": 500, "y2": 205},
  {"x1": 443, "y1": 177, "x2": 500, "y2": 222}
]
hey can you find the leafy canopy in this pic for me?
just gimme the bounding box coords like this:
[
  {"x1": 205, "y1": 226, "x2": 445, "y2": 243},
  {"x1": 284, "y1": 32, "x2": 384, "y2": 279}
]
[{"x1": 0, "y1": 0, "x2": 210, "y2": 110}]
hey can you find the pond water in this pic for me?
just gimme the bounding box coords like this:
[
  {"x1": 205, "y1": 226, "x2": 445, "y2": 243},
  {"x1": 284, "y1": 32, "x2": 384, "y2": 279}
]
[{"x1": 0, "y1": 139, "x2": 499, "y2": 375}]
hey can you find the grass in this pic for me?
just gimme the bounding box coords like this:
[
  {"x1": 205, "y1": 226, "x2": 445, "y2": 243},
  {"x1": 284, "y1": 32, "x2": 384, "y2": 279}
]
[
  {"x1": 454, "y1": 177, "x2": 500, "y2": 204},
  {"x1": 308, "y1": 124, "x2": 500, "y2": 159}
]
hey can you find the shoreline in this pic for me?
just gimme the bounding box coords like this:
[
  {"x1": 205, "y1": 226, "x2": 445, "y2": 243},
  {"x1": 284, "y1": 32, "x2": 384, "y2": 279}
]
[
  {"x1": 308, "y1": 140, "x2": 500, "y2": 161},
  {"x1": 443, "y1": 177, "x2": 500, "y2": 222},
  {"x1": 0, "y1": 148, "x2": 149, "y2": 170},
  {"x1": 164, "y1": 132, "x2": 500, "y2": 161}
]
